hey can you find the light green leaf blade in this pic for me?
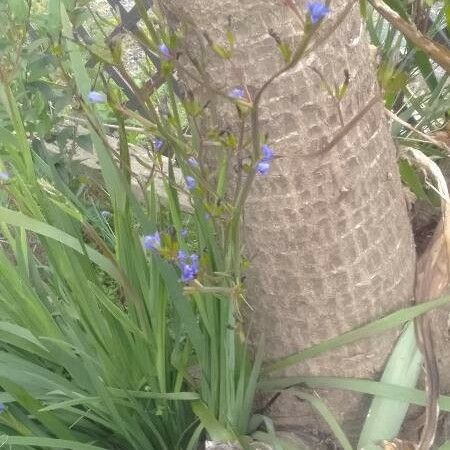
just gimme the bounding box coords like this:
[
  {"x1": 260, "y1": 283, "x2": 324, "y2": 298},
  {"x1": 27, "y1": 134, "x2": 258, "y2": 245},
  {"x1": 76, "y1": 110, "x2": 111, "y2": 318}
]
[
  {"x1": 264, "y1": 294, "x2": 450, "y2": 373},
  {"x1": 191, "y1": 401, "x2": 236, "y2": 443},
  {"x1": 288, "y1": 390, "x2": 353, "y2": 450},
  {"x1": 358, "y1": 322, "x2": 422, "y2": 449}
]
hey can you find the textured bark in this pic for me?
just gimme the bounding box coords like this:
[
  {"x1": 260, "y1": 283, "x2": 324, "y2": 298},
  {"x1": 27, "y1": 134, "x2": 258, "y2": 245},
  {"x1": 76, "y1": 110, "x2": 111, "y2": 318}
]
[{"x1": 164, "y1": 0, "x2": 416, "y2": 438}]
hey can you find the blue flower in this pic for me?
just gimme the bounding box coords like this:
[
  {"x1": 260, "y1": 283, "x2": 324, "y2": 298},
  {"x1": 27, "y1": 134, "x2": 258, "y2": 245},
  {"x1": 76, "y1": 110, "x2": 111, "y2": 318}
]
[
  {"x1": 159, "y1": 43, "x2": 171, "y2": 59},
  {"x1": 154, "y1": 139, "x2": 164, "y2": 151},
  {"x1": 0, "y1": 403, "x2": 5, "y2": 413},
  {"x1": 185, "y1": 176, "x2": 196, "y2": 190},
  {"x1": 229, "y1": 87, "x2": 244, "y2": 99},
  {"x1": 177, "y1": 252, "x2": 199, "y2": 283},
  {"x1": 187, "y1": 156, "x2": 199, "y2": 167},
  {"x1": 256, "y1": 160, "x2": 271, "y2": 175},
  {"x1": 87, "y1": 91, "x2": 107, "y2": 103},
  {"x1": 180, "y1": 264, "x2": 196, "y2": 282},
  {"x1": 143, "y1": 231, "x2": 161, "y2": 251},
  {"x1": 261, "y1": 144, "x2": 274, "y2": 162},
  {"x1": 0, "y1": 172, "x2": 10, "y2": 181},
  {"x1": 180, "y1": 228, "x2": 188, "y2": 237},
  {"x1": 307, "y1": 1, "x2": 330, "y2": 24}
]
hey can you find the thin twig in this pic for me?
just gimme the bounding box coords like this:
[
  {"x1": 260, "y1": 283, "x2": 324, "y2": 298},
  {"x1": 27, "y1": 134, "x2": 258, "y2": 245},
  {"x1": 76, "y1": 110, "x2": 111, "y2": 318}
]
[{"x1": 311, "y1": 94, "x2": 378, "y2": 156}]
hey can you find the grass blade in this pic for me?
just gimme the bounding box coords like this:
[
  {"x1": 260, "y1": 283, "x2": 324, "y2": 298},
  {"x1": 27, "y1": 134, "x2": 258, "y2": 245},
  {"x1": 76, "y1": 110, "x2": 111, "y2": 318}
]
[
  {"x1": 260, "y1": 375, "x2": 450, "y2": 412},
  {"x1": 289, "y1": 390, "x2": 353, "y2": 450},
  {"x1": 263, "y1": 294, "x2": 450, "y2": 373},
  {"x1": 2, "y1": 436, "x2": 107, "y2": 449}
]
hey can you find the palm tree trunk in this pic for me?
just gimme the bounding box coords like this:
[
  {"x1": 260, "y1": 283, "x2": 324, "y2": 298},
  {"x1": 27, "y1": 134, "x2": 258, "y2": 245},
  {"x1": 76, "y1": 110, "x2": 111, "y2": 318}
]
[{"x1": 164, "y1": 0, "x2": 416, "y2": 436}]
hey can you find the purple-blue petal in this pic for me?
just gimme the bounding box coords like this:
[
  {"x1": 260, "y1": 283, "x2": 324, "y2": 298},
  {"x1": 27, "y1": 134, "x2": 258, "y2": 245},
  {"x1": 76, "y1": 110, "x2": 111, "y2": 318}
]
[
  {"x1": 143, "y1": 231, "x2": 161, "y2": 251},
  {"x1": 187, "y1": 156, "x2": 199, "y2": 167},
  {"x1": 177, "y1": 249, "x2": 187, "y2": 261},
  {"x1": 229, "y1": 87, "x2": 244, "y2": 99},
  {"x1": 185, "y1": 176, "x2": 196, "y2": 190},
  {"x1": 0, "y1": 172, "x2": 10, "y2": 181},
  {"x1": 87, "y1": 91, "x2": 107, "y2": 103},
  {"x1": 180, "y1": 263, "x2": 195, "y2": 282},
  {"x1": 190, "y1": 254, "x2": 199, "y2": 273},
  {"x1": 159, "y1": 43, "x2": 171, "y2": 59},
  {"x1": 261, "y1": 144, "x2": 274, "y2": 162},
  {"x1": 154, "y1": 139, "x2": 164, "y2": 151},
  {"x1": 256, "y1": 160, "x2": 271, "y2": 175},
  {"x1": 307, "y1": 1, "x2": 330, "y2": 23}
]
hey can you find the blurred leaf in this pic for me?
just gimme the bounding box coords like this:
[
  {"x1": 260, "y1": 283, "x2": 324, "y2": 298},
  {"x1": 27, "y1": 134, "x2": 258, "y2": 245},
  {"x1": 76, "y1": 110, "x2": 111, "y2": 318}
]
[
  {"x1": 27, "y1": 55, "x2": 54, "y2": 82},
  {"x1": 47, "y1": 0, "x2": 61, "y2": 38},
  {"x1": 383, "y1": 0, "x2": 408, "y2": 19},
  {"x1": 76, "y1": 134, "x2": 93, "y2": 152},
  {"x1": 378, "y1": 63, "x2": 408, "y2": 95},
  {"x1": 7, "y1": 0, "x2": 28, "y2": 22},
  {"x1": 398, "y1": 158, "x2": 429, "y2": 201},
  {"x1": 414, "y1": 50, "x2": 438, "y2": 91},
  {"x1": 446, "y1": 2, "x2": 450, "y2": 30}
]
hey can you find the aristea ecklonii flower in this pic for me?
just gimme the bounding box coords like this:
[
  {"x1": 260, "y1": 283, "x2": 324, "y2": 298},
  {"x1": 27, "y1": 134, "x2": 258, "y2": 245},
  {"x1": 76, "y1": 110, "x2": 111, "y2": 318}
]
[
  {"x1": 229, "y1": 87, "x2": 245, "y2": 99},
  {"x1": 0, "y1": 172, "x2": 10, "y2": 181},
  {"x1": 87, "y1": 91, "x2": 107, "y2": 103},
  {"x1": 187, "y1": 156, "x2": 199, "y2": 167},
  {"x1": 256, "y1": 160, "x2": 271, "y2": 175},
  {"x1": 0, "y1": 403, "x2": 5, "y2": 413},
  {"x1": 180, "y1": 228, "x2": 188, "y2": 238},
  {"x1": 159, "y1": 43, "x2": 171, "y2": 59},
  {"x1": 185, "y1": 176, "x2": 196, "y2": 190},
  {"x1": 177, "y1": 251, "x2": 199, "y2": 283},
  {"x1": 154, "y1": 139, "x2": 164, "y2": 151},
  {"x1": 307, "y1": 1, "x2": 330, "y2": 24},
  {"x1": 256, "y1": 144, "x2": 274, "y2": 175},
  {"x1": 261, "y1": 144, "x2": 274, "y2": 162},
  {"x1": 143, "y1": 231, "x2": 161, "y2": 251}
]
